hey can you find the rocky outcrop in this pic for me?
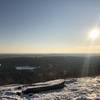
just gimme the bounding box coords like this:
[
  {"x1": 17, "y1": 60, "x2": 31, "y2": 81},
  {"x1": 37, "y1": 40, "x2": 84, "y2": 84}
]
[{"x1": 22, "y1": 79, "x2": 65, "y2": 94}]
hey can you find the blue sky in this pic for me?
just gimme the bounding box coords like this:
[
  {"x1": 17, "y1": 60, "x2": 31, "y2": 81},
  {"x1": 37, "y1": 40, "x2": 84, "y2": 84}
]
[{"x1": 0, "y1": 0, "x2": 100, "y2": 53}]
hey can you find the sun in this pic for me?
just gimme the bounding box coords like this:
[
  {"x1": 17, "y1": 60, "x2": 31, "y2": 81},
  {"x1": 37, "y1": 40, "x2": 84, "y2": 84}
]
[{"x1": 89, "y1": 28, "x2": 99, "y2": 41}]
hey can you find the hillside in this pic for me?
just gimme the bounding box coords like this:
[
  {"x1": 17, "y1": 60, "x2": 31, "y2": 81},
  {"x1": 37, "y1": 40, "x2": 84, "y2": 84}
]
[{"x1": 0, "y1": 55, "x2": 100, "y2": 85}]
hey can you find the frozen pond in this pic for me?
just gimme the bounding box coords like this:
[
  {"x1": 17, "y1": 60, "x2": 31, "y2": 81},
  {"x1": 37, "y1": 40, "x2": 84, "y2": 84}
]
[{"x1": 16, "y1": 66, "x2": 40, "y2": 71}]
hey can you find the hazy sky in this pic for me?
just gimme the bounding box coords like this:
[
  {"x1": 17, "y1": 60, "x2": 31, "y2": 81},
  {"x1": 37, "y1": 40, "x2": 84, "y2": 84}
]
[{"x1": 0, "y1": 0, "x2": 100, "y2": 53}]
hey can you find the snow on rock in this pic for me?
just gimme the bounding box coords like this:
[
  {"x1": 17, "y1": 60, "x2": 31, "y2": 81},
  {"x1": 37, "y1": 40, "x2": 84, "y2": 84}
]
[{"x1": 1, "y1": 77, "x2": 100, "y2": 100}]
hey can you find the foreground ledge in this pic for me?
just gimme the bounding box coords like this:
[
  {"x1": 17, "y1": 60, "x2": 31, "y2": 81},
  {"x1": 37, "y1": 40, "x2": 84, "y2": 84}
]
[{"x1": 22, "y1": 79, "x2": 65, "y2": 94}]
